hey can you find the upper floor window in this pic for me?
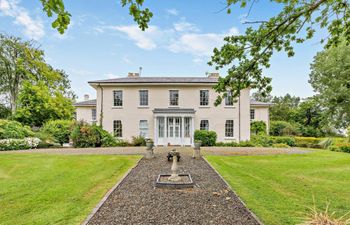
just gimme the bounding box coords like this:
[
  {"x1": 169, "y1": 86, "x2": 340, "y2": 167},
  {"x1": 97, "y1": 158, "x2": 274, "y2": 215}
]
[
  {"x1": 139, "y1": 90, "x2": 148, "y2": 106},
  {"x1": 169, "y1": 90, "x2": 179, "y2": 106},
  {"x1": 200, "y1": 120, "x2": 209, "y2": 130},
  {"x1": 250, "y1": 109, "x2": 255, "y2": 120},
  {"x1": 225, "y1": 91, "x2": 234, "y2": 106},
  {"x1": 200, "y1": 90, "x2": 209, "y2": 106},
  {"x1": 225, "y1": 120, "x2": 234, "y2": 137},
  {"x1": 139, "y1": 120, "x2": 148, "y2": 137},
  {"x1": 91, "y1": 108, "x2": 96, "y2": 121},
  {"x1": 113, "y1": 90, "x2": 123, "y2": 106},
  {"x1": 113, "y1": 120, "x2": 122, "y2": 137}
]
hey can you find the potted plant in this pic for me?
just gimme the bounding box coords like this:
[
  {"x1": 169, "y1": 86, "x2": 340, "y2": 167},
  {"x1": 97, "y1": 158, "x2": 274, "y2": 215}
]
[{"x1": 194, "y1": 140, "x2": 202, "y2": 149}]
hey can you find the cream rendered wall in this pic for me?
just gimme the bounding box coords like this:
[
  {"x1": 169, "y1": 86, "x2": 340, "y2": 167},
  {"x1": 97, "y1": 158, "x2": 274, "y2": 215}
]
[
  {"x1": 94, "y1": 84, "x2": 250, "y2": 143},
  {"x1": 76, "y1": 106, "x2": 96, "y2": 124},
  {"x1": 251, "y1": 107, "x2": 270, "y2": 131}
]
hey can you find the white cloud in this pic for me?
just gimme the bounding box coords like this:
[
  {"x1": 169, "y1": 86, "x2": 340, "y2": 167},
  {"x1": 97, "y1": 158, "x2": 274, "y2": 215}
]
[
  {"x1": 0, "y1": 0, "x2": 44, "y2": 40},
  {"x1": 109, "y1": 25, "x2": 161, "y2": 50},
  {"x1": 168, "y1": 27, "x2": 239, "y2": 57},
  {"x1": 166, "y1": 8, "x2": 179, "y2": 16},
  {"x1": 105, "y1": 73, "x2": 121, "y2": 79},
  {"x1": 174, "y1": 20, "x2": 199, "y2": 32}
]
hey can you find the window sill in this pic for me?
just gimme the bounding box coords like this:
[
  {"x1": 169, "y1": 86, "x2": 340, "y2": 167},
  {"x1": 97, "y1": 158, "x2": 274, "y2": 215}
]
[
  {"x1": 138, "y1": 106, "x2": 149, "y2": 108},
  {"x1": 224, "y1": 137, "x2": 236, "y2": 140},
  {"x1": 168, "y1": 106, "x2": 180, "y2": 108},
  {"x1": 224, "y1": 106, "x2": 235, "y2": 108},
  {"x1": 199, "y1": 106, "x2": 210, "y2": 108},
  {"x1": 112, "y1": 106, "x2": 123, "y2": 109}
]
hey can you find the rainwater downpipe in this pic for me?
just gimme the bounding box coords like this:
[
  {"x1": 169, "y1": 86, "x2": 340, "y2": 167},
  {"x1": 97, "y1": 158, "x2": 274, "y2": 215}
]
[{"x1": 98, "y1": 83, "x2": 104, "y2": 128}]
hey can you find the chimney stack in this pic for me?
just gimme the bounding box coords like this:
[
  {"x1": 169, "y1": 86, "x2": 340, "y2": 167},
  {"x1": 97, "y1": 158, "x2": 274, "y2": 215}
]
[
  {"x1": 128, "y1": 72, "x2": 140, "y2": 78},
  {"x1": 84, "y1": 94, "x2": 89, "y2": 101},
  {"x1": 207, "y1": 72, "x2": 219, "y2": 78}
]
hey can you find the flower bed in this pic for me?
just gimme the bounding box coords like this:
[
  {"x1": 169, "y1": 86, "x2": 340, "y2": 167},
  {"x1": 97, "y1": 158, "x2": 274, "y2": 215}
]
[{"x1": 0, "y1": 137, "x2": 40, "y2": 151}]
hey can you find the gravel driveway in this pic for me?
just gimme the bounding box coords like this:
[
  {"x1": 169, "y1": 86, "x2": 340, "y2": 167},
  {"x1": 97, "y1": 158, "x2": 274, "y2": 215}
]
[{"x1": 86, "y1": 152, "x2": 261, "y2": 225}]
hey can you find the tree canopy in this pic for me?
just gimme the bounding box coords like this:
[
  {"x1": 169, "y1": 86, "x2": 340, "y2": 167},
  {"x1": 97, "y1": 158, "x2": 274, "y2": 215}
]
[{"x1": 309, "y1": 40, "x2": 350, "y2": 129}]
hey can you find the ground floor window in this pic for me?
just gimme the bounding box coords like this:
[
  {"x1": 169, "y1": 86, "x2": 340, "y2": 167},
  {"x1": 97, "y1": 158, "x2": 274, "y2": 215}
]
[
  {"x1": 250, "y1": 109, "x2": 255, "y2": 120},
  {"x1": 225, "y1": 120, "x2": 234, "y2": 137},
  {"x1": 200, "y1": 120, "x2": 209, "y2": 130},
  {"x1": 91, "y1": 108, "x2": 96, "y2": 121},
  {"x1": 184, "y1": 117, "x2": 191, "y2": 137},
  {"x1": 139, "y1": 120, "x2": 148, "y2": 137},
  {"x1": 113, "y1": 120, "x2": 122, "y2": 137}
]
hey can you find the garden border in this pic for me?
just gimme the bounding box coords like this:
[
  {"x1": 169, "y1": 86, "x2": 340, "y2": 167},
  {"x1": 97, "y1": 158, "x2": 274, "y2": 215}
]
[
  {"x1": 202, "y1": 156, "x2": 264, "y2": 225},
  {"x1": 80, "y1": 156, "x2": 143, "y2": 225}
]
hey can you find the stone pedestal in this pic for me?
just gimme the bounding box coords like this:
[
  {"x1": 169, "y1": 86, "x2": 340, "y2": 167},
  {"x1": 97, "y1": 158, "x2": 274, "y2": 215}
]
[
  {"x1": 193, "y1": 149, "x2": 201, "y2": 159},
  {"x1": 168, "y1": 155, "x2": 181, "y2": 182},
  {"x1": 145, "y1": 148, "x2": 154, "y2": 159}
]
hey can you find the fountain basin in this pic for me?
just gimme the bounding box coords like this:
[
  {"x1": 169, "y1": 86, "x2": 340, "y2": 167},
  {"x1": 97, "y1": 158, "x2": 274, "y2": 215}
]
[{"x1": 155, "y1": 174, "x2": 194, "y2": 189}]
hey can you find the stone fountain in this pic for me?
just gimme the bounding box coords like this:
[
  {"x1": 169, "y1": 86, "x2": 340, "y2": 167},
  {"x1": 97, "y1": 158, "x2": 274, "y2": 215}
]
[{"x1": 155, "y1": 149, "x2": 194, "y2": 189}]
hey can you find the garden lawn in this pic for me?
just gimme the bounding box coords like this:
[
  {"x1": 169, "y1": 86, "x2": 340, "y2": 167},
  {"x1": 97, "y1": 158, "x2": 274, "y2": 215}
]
[
  {"x1": 0, "y1": 154, "x2": 140, "y2": 225},
  {"x1": 206, "y1": 150, "x2": 350, "y2": 225}
]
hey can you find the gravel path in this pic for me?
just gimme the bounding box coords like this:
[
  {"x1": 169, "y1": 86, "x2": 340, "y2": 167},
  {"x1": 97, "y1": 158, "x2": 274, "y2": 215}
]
[
  {"x1": 0, "y1": 146, "x2": 308, "y2": 156},
  {"x1": 87, "y1": 152, "x2": 261, "y2": 225}
]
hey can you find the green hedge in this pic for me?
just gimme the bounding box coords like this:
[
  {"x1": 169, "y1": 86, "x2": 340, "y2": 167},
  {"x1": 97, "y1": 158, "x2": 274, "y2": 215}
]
[
  {"x1": 70, "y1": 122, "x2": 118, "y2": 148},
  {"x1": 269, "y1": 121, "x2": 300, "y2": 136},
  {"x1": 194, "y1": 130, "x2": 217, "y2": 146},
  {"x1": 0, "y1": 119, "x2": 34, "y2": 139},
  {"x1": 41, "y1": 120, "x2": 75, "y2": 145},
  {"x1": 250, "y1": 121, "x2": 267, "y2": 135}
]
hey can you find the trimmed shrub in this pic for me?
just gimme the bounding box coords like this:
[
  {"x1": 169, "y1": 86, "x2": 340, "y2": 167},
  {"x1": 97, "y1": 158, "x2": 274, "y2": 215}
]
[
  {"x1": 0, "y1": 119, "x2": 34, "y2": 139},
  {"x1": 238, "y1": 140, "x2": 255, "y2": 147},
  {"x1": 0, "y1": 137, "x2": 40, "y2": 151},
  {"x1": 41, "y1": 120, "x2": 75, "y2": 145},
  {"x1": 272, "y1": 143, "x2": 290, "y2": 148},
  {"x1": 294, "y1": 137, "x2": 321, "y2": 148},
  {"x1": 215, "y1": 141, "x2": 239, "y2": 147},
  {"x1": 194, "y1": 130, "x2": 217, "y2": 146},
  {"x1": 251, "y1": 135, "x2": 273, "y2": 147},
  {"x1": 272, "y1": 136, "x2": 296, "y2": 147},
  {"x1": 318, "y1": 138, "x2": 333, "y2": 149},
  {"x1": 70, "y1": 122, "x2": 118, "y2": 148},
  {"x1": 269, "y1": 121, "x2": 300, "y2": 136},
  {"x1": 131, "y1": 136, "x2": 146, "y2": 146},
  {"x1": 330, "y1": 143, "x2": 350, "y2": 153},
  {"x1": 250, "y1": 121, "x2": 267, "y2": 135}
]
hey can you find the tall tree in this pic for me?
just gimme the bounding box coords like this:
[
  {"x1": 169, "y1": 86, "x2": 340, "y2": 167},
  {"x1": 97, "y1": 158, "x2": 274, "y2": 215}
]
[
  {"x1": 270, "y1": 94, "x2": 301, "y2": 121},
  {"x1": 309, "y1": 40, "x2": 350, "y2": 129},
  {"x1": 0, "y1": 34, "x2": 75, "y2": 115},
  {"x1": 14, "y1": 81, "x2": 74, "y2": 127}
]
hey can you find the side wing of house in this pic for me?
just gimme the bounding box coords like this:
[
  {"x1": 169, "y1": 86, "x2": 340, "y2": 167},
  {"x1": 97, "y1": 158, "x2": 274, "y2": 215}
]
[
  {"x1": 250, "y1": 100, "x2": 272, "y2": 132},
  {"x1": 73, "y1": 99, "x2": 97, "y2": 124}
]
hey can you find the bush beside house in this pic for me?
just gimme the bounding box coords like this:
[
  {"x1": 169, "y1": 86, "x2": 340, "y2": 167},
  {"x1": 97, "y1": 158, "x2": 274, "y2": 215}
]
[
  {"x1": 194, "y1": 130, "x2": 217, "y2": 146},
  {"x1": 41, "y1": 120, "x2": 75, "y2": 145}
]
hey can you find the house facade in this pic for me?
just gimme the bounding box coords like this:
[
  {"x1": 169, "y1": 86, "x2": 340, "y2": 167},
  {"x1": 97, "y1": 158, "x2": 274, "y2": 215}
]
[{"x1": 74, "y1": 73, "x2": 271, "y2": 146}]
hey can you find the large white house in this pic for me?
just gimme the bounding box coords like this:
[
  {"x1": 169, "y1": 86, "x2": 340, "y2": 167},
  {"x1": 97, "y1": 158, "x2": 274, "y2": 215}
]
[{"x1": 74, "y1": 73, "x2": 271, "y2": 146}]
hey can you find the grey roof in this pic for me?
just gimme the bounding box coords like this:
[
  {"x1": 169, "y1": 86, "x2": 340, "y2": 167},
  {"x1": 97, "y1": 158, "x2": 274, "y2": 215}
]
[
  {"x1": 89, "y1": 77, "x2": 218, "y2": 84},
  {"x1": 73, "y1": 99, "x2": 96, "y2": 106},
  {"x1": 153, "y1": 108, "x2": 196, "y2": 114},
  {"x1": 250, "y1": 100, "x2": 273, "y2": 106}
]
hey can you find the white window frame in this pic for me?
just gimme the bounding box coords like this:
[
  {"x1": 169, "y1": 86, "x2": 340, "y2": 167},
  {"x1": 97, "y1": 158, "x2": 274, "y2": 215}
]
[
  {"x1": 250, "y1": 109, "x2": 255, "y2": 120},
  {"x1": 225, "y1": 120, "x2": 234, "y2": 137},
  {"x1": 200, "y1": 120, "x2": 209, "y2": 131},
  {"x1": 139, "y1": 120, "x2": 149, "y2": 137},
  {"x1": 113, "y1": 90, "x2": 123, "y2": 107},
  {"x1": 139, "y1": 90, "x2": 149, "y2": 107},
  {"x1": 200, "y1": 90, "x2": 209, "y2": 106},
  {"x1": 169, "y1": 90, "x2": 179, "y2": 106},
  {"x1": 91, "y1": 108, "x2": 96, "y2": 121},
  {"x1": 113, "y1": 120, "x2": 122, "y2": 137},
  {"x1": 225, "y1": 91, "x2": 234, "y2": 106}
]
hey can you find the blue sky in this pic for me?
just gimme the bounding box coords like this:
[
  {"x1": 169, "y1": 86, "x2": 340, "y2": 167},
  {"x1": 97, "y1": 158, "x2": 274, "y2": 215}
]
[{"x1": 0, "y1": 0, "x2": 326, "y2": 101}]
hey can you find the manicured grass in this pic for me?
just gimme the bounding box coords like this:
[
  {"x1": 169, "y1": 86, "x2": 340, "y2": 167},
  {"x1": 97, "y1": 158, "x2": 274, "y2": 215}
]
[
  {"x1": 0, "y1": 154, "x2": 140, "y2": 225},
  {"x1": 206, "y1": 150, "x2": 350, "y2": 225}
]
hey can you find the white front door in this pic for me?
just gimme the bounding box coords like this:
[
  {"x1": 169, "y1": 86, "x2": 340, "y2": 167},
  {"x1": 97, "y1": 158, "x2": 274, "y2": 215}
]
[{"x1": 167, "y1": 117, "x2": 182, "y2": 145}]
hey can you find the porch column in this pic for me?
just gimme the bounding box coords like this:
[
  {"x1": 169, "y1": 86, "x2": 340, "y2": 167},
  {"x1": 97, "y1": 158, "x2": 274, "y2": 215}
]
[
  {"x1": 164, "y1": 116, "x2": 167, "y2": 146},
  {"x1": 181, "y1": 116, "x2": 184, "y2": 146},
  {"x1": 154, "y1": 116, "x2": 157, "y2": 145}
]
